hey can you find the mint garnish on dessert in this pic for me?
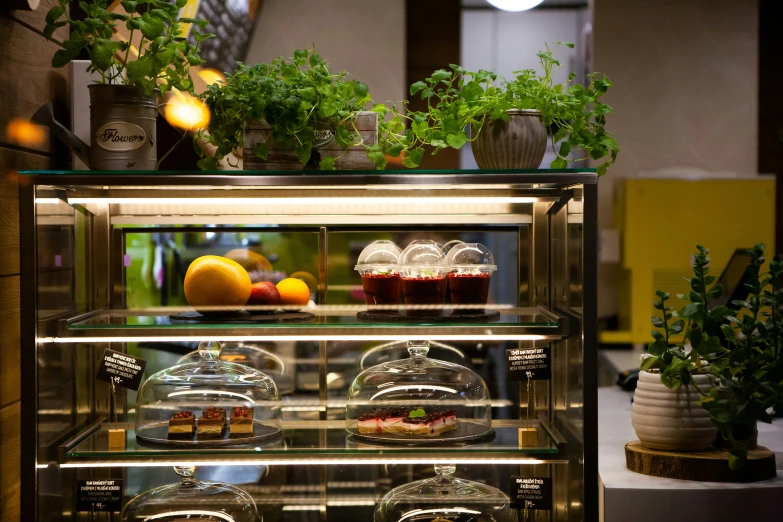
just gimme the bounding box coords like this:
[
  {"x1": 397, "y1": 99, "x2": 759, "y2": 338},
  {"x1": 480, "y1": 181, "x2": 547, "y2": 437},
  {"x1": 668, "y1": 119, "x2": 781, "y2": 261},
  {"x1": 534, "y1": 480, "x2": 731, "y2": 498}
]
[{"x1": 408, "y1": 408, "x2": 426, "y2": 418}]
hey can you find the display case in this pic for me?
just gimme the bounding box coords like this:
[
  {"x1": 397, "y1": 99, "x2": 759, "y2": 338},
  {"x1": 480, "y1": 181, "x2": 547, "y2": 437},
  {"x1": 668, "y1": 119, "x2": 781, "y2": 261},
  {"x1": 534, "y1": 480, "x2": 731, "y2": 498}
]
[{"x1": 20, "y1": 169, "x2": 597, "y2": 521}]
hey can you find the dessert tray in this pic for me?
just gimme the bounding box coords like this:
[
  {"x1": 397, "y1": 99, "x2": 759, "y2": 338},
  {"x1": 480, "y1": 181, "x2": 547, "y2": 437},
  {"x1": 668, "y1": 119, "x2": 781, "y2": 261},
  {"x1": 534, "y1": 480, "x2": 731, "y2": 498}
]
[
  {"x1": 169, "y1": 310, "x2": 315, "y2": 323},
  {"x1": 346, "y1": 341, "x2": 494, "y2": 445},
  {"x1": 135, "y1": 341, "x2": 283, "y2": 447}
]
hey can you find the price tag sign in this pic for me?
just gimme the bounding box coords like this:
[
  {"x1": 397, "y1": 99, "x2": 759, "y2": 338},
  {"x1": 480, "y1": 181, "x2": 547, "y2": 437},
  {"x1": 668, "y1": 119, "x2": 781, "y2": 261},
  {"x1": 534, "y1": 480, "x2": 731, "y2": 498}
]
[
  {"x1": 505, "y1": 347, "x2": 551, "y2": 381},
  {"x1": 96, "y1": 349, "x2": 147, "y2": 391},
  {"x1": 76, "y1": 479, "x2": 123, "y2": 512},
  {"x1": 510, "y1": 476, "x2": 552, "y2": 510}
]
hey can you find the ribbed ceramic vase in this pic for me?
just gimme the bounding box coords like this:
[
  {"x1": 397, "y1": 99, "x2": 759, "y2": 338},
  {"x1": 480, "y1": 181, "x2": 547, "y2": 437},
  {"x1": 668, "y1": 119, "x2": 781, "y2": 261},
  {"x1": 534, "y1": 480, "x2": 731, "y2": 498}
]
[
  {"x1": 471, "y1": 109, "x2": 547, "y2": 169},
  {"x1": 631, "y1": 371, "x2": 717, "y2": 451}
]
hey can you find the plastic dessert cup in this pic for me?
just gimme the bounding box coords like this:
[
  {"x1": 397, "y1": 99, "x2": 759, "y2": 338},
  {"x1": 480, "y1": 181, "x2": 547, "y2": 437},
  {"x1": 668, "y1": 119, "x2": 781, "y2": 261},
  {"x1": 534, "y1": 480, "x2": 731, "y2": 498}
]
[
  {"x1": 446, "y1": 243, "x2": 497, "y2": 314},
  {"x1": 354, "y1": 240, "x2": 403, "y2": 308},
  {"x1": 399, "y1": 240, "x2": 449, "y2": 317},
  {"x1": 359, "y1": 270, "x2": 402, "y2": 306}
]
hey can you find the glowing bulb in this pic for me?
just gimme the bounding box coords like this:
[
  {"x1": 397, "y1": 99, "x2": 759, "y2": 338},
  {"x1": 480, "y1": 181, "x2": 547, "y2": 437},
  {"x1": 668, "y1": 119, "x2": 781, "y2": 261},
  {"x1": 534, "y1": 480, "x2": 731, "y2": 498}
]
[
  {"x1": 198, "y1": 68, "x2": 226, "y2": 86},
  {"x1": 6, "y1": 118, "x2": 46, "y2": 147},
  {"x1": 163, "y1": 92, "x2": 210, "y2": 131},
  {"x1": 486, "y1": 0, "x2": 545, "y2": 11}
]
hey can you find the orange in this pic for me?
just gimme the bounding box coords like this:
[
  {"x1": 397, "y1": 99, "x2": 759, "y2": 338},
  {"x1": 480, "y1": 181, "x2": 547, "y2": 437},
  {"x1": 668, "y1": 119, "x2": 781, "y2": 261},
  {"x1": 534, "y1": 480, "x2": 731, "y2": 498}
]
[
  {"x1": 290, "y1": 271, "x2": 318, "y2": 293},
  {"x1": 184, "y1": 256, "x2": 252, "y2": 314},
  {"x1": 224, "y1": 248, "x2": 273, "y2": 272},
  {"x1": 276, "y1": 277, "x2": 311, "y2": 308}
]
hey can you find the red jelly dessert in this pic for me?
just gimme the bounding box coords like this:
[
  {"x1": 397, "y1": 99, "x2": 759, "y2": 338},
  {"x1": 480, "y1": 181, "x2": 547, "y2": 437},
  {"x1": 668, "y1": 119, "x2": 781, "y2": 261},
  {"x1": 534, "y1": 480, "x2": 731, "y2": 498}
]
[
  {"x1": 361, "y1": 273, "x2": 402, "y2": 306},
  {"x1": 448, "y1": 272, "x2": 491, "y2": 313},
  {"x1": 402, "y1": 276, "x2": 448, "y2": 316}
]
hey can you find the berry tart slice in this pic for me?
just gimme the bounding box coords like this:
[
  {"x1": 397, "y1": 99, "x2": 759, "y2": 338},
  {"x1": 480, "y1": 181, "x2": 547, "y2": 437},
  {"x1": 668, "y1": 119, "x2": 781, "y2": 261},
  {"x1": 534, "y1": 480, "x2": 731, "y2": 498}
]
[{"x1": 358, "y1": 407, "x2": 457, "y2": 436}]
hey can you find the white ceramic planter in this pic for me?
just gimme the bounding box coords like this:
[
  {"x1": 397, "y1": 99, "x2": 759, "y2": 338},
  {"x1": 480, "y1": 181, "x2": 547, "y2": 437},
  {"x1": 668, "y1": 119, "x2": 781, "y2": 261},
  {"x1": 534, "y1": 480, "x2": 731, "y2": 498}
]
[{"x1": 631, "y1": 370, "x2": 718, "y2": 451}]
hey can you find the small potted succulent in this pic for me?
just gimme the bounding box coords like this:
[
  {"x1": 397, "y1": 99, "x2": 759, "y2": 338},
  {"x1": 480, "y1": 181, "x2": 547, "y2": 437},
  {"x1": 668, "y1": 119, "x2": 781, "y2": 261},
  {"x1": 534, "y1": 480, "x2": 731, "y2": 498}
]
[
  {"x1": 198, "y1": 48, "x2": 427, "y2": 171},
  {"x1": 43, "y1": 0, "x2": 212, "y2": 170},
  {"x1": 635, "y1": 244, "x2": 783, "y2": 469},
  {"x1": 408, "y1": 42, "x2": 618, "y2": 174}
]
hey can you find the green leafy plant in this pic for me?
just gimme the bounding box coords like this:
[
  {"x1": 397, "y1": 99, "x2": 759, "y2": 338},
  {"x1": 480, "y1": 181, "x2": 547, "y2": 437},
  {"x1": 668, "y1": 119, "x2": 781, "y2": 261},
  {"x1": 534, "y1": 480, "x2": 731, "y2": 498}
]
[
  {"x1": 198, "y1": 48, "x2": 425, "y2": 170},
  {"x1": 44, "y1": 0, "x2": 213, "y2": 95},
  {"x1": 644, "y1": 245, "x2": 783, "y2": 469},
  {"x1": 407, "y1": 42, "x2": 618, "y2": 175}
]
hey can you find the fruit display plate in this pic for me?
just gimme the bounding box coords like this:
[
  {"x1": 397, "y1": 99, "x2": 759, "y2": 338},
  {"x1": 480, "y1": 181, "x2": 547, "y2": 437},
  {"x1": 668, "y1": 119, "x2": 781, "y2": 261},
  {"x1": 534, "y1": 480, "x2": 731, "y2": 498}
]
[
  {"x1": 135, "y1": 420, "x2": 283, "y2": 448},
  {"x1": 168, "y1": 311, "x2": 315, "y2": 323},
  {"x1": 356, "y1": 310, "x2": 500, "y2": 323},
  {"x1": 346, "y1": 420, "x2": 495, "y2": 446}
]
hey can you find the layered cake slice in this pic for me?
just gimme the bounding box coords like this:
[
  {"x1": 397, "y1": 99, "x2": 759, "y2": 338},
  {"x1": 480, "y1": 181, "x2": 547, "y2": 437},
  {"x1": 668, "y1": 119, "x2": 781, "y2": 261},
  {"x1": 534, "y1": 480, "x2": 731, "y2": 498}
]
[
  {"x1": 229, "y1": 406, "x2": 254, "y2": 438},
  {"x1": 357, "y1": 407, "x2": 457, "y2": 436},
  {"x1": 197, "y1": 408, "x2": 226, "y2": 439},
  {"x1": 167, "y1": 410, "x2": 195, "y2": 440}
]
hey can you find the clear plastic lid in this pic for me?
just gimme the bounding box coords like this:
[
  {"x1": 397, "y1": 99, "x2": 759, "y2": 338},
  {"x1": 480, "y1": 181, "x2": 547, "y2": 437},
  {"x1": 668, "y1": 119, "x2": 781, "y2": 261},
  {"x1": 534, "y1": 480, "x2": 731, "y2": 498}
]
[
  {"x1": 399, "y1": 240, "x2": 448, "y2": 278},
  {"x1": 441, "y1": 239, "x2": 465, "y2": 254},
  {"x1": 374, "y1": 464, "x2": 517, "y2": 522},
  {"x1": 446, "y1": 242, "x2": 497, "y2": 273},
  {"x1": 121, "y1": 466, "x2": 260, "y2": 522},
  {"x1": 354, "y1": 240, "x2": 402, "y2": 274}
]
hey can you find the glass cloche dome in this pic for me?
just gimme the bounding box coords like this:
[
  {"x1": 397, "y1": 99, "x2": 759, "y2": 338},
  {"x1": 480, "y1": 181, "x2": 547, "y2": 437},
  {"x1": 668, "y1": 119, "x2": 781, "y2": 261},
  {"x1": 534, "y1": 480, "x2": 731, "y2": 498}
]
[
  {"x1": 374, "y1": 464, "x2": 517, "y2": 522},
  {"x1": 121, "y1": 466, "x2": 260, "y2": 521},
  {"x1": 135, "y1": 341, "x2": 281, "y2": 446},
  {"x1": 346, "y1": 341, "x2": 492, "y2": 443}
]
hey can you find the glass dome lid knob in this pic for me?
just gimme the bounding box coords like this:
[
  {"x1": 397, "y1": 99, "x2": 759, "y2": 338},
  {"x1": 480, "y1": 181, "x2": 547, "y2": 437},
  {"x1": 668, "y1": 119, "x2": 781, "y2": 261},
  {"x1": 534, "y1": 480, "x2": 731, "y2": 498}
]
[
  {"x1": 173, "y1": 465, "x2": 196, "y2": 478},
  {"x1": 407, "y1": 340, "x2": 430, "y2": 358},
  {"x1": 434, "y1": 464, "x2": 456, "y2": 476},
  {"x1": 198, "y1": 341, "x2": 222, "y2": 361}
]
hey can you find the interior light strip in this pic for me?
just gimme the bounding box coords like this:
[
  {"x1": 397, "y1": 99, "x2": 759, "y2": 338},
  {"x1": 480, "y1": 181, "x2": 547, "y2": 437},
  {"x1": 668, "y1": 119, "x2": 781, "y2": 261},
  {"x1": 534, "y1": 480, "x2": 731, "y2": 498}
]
[
  {"x1": 39, "y1": 334, "x2": 548, "y2": 344},
  {"x1": 34, "y1": 198, "x2": 62, "y2": 204},
  {"x1": 66, "y1": 196, "x2": 538, "y2": 205},
  {"x1": 59, "y1": 458, "x2": 548, "y2": 468}
]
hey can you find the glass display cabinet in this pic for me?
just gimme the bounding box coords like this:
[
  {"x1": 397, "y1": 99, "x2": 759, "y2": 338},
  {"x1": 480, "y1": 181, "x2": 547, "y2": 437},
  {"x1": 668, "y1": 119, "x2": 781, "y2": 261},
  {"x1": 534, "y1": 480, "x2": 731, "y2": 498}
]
[{"x1": 20, "y1": 169, "x2": 597, "y2": 521}]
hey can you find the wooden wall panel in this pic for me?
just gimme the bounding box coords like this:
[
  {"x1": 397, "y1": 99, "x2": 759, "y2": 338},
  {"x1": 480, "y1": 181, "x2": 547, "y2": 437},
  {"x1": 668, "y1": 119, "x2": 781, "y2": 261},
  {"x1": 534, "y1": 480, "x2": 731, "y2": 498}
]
[
  {"x1": 0, "y1": 14, "x2": 70, "y2": 154},
  {"x1": 0, "y1": 149, "x2": 49, "y2": 277},
  {"x1": 6, "y1": 0, "x2": 69, "y2": 42},
  {"x1": 0, "y1": 277, "x2": 20, "y2": 409},
  {"x1": 0, "y1": 402, "x2": 20, "y2": 522}
]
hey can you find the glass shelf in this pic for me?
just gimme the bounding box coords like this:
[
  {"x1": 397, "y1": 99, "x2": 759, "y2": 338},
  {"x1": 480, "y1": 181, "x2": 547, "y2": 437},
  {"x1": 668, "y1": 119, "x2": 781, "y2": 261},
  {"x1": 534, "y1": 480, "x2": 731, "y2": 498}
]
[
  {"x1": 40, "y1": 306, "x2": 567, "y2": 342},
  {"x1": 60, "y1": 420, "x2": 563, "y2": 467},
  {"x1": 21, "y1": 168, "x2": 596, "y2": 176}
]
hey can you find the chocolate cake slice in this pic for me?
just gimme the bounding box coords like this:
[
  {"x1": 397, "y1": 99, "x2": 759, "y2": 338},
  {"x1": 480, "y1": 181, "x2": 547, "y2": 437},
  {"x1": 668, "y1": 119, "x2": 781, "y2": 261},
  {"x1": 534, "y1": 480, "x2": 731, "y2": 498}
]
[
  {"x1": 167, "y1": 411, "x2": 195, "y2": 440},
  {"x1": 197, "y1": 408, "x2": 225, "y2": 439},
  {"x1": 229, "y1": 406, "x2": 254, "y2": 437}
]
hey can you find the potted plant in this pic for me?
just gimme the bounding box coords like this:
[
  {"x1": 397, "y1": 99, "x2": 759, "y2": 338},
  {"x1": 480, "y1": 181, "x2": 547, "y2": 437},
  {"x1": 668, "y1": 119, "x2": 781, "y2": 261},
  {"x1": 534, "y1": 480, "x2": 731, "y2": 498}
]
[
  {"x1": 635, "y1": 244, "x2": 783, "y2": 468},
  {"x1": 198, "y1": 48, "x2": 426, "y2": 171},
  {"x1": 408, "y1": 42, "x2": 618, "y2": 175},
  {"x1": 43, "y1": 0, "x2": 212, "y2": 170}
]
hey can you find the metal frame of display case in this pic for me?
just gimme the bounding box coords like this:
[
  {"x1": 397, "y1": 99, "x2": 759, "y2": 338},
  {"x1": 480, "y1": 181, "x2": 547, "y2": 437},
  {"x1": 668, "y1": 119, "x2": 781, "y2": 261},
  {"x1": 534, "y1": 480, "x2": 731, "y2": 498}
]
[{"x1": 19, "y1": 170, "x2": 598, "y2": 521}]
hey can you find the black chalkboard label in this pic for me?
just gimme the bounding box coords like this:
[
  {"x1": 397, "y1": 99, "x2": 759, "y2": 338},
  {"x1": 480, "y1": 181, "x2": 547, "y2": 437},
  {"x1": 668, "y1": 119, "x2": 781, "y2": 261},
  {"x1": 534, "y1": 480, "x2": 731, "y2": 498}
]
[
  {"x1": 76, "y1": 479, "x2": 123, "y2": 512},
  {"x1": 510, "y1": 476, "x2": 552, "y2": 510},
  {"x1": 96, "y1": 349, "x2": 147, "y2": 391},
  {"x1": 506, "y1": 347, "x2": 551, "y2": 381}
]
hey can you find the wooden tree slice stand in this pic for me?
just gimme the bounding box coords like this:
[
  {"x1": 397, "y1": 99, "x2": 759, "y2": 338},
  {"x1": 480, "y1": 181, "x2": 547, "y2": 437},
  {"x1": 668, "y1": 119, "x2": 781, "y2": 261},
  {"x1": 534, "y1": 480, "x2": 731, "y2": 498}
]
[{"x1": 625, "y1": 440, "x2": 777, "y2": 482}]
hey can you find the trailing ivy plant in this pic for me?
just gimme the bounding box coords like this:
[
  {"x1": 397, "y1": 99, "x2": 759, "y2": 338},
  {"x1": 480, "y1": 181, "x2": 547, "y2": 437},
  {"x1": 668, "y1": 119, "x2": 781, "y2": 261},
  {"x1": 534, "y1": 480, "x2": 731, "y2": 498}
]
[
  {"x1": 44, "y1": 0, "x2": 213, "y2": 96},
  {"x1": 198, "y1": 48, "x2": 426, "y2": 170},
  {"x1": 644, "y1": 244, "x2": 783, "y2": 469},
  {"x1": 407, "y1": 42, "x2": 618, "y2": 175}
]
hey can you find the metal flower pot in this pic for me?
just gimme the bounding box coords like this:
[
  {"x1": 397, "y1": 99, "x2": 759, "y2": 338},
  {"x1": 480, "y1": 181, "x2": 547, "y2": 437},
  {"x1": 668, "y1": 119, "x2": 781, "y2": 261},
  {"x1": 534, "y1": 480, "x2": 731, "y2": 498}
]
[
  {"x1": 89, "y1": 84, "x2": 157, "y2": 170},
  {"x1": 471, "y1": 109, "x2": 547, "y2": 170}
]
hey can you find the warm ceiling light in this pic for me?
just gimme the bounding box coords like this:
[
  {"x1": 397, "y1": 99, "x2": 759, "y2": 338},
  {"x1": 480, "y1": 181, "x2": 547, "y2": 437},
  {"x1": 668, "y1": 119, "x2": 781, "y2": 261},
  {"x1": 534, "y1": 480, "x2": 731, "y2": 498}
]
[
  {"x1": 198, "y1": 68, "x2": 226, "y2": 86},
  {"x1": 486, "y1": 0, "x2": 545, "y2": 11}
]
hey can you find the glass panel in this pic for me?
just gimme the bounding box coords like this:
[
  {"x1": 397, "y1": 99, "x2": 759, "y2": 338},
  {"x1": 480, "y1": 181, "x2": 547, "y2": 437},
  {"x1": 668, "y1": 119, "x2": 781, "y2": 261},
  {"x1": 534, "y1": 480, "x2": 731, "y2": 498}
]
[{"x1": 22, "y1": 168, "x2": 597, "y2": 176}]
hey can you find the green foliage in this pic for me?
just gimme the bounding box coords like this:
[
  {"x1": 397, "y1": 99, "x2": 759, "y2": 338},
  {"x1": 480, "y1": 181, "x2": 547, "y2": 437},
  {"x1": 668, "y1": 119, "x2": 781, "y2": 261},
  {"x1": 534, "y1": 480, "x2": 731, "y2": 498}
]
[
  {"x1": 645, "y1": 244, "x2": 783, "y2": 469},
  {"x1": 43, "y1": 0, "x2": 213, "y2": 95},
  {"x1": 406, "y1": 42, "x2": 618, "y2": 174},
  {"x1": 199, "y1": 48, "x2": 428, "y2": 170}
]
